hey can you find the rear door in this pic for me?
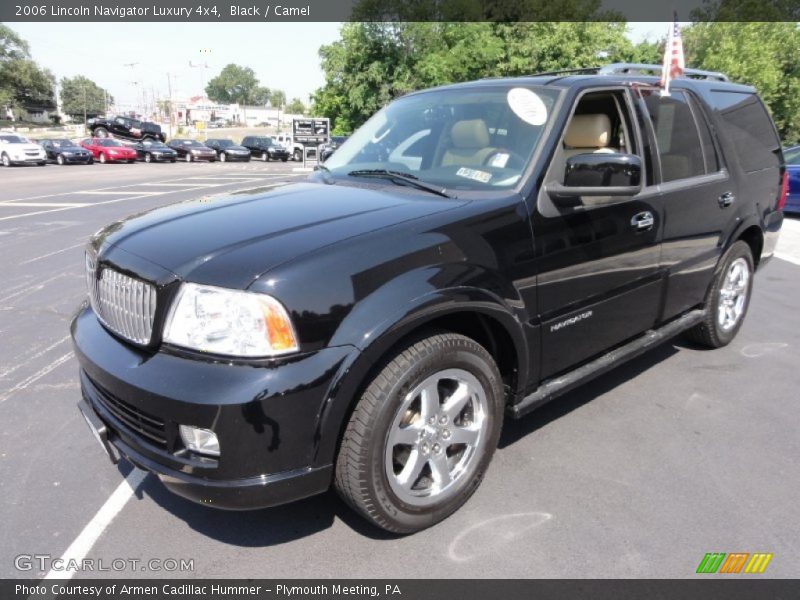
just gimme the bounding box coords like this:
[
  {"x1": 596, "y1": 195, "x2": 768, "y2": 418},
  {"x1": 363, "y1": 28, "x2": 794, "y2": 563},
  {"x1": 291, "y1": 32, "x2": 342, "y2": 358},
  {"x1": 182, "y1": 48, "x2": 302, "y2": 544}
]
[
  {"x1": 534, "y1": 87, "x2": 665, "y2": 378},
  {"x1": 638, "y1": 87, "x2": 739, "y2": 320}
]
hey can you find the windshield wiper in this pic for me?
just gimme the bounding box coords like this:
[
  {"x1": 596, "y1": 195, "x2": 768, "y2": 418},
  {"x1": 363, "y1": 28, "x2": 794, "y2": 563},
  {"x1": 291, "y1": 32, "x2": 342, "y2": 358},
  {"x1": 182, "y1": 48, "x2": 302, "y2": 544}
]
[{"x1": 347, "y1": 169, "x2": 452, "y2": 198}]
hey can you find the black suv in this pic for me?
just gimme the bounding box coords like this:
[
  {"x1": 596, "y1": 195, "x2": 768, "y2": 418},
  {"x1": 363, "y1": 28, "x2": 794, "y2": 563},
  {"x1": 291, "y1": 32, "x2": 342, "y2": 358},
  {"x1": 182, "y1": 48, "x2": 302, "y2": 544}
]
[
  {"x1": 72, "y1": 64, "x2": 786, "y2": 534},
  {"x1": 89, "y1": 115, "x2": 166, "y2": 143},
  {"x1": 240, "y1": 136, "x2": 290, "y2": 162}
]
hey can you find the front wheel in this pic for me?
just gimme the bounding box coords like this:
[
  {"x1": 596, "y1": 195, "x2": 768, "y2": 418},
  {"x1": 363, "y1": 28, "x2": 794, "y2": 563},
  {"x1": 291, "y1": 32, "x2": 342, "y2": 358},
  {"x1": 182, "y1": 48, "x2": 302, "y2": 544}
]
[
  {"x1": 293, "y1": 148, "x2": 302, "y2": 162},
  {"x1": 185, "y1": 153, "x2": 192, "y2": 162},
  {"x1": 99, "y1": 153, "x2": 106, "y2": 164},
  {"x1": 94, "y1": 127, "x2": 109, "y2": 138},
  {"x1": 145, "y1": 153, "x2": 152, "y2": 163},
  {"x1": 2, "y1": 153, "x2": 11, "y2": 167},
  {"x1": 335, "y1": 333, "x2": 504, "y2": 533},
  {"x1": 56, "y1": 154, "x2": 65, "y2": 165},
  {"x1": 686, "y1": 240, "x2": 754, "y2": 348},
  {"x1": 261, "y1": 152, "x2": 269, "y2": 162},
  {"x1": 220, "y1": 152, "x2": 227, "y2": 162}
]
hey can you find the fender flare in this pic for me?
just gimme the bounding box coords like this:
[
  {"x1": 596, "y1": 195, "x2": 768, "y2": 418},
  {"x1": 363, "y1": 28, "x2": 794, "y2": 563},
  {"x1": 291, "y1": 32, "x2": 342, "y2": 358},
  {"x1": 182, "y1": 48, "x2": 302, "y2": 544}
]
[{"x1": 310, "y1": 288, "x2": 530, "y2": 468}]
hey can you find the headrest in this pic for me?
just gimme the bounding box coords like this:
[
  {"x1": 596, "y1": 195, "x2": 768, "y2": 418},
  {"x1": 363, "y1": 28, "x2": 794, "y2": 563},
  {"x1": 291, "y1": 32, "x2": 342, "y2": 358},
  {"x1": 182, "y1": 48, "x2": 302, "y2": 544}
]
[
  {"x1": 564, "y1": 114, "x2": 612, "y2": 148},
  {"x1": 451, "y1": 119, "x2": 490, "y2": 149}
]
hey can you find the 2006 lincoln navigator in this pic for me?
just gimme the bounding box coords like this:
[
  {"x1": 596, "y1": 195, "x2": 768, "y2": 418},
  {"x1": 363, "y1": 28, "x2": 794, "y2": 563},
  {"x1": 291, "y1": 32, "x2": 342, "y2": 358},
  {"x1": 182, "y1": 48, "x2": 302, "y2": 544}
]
[{"x1": 73, "y1": 64, "x2": 787, "y2": 533}]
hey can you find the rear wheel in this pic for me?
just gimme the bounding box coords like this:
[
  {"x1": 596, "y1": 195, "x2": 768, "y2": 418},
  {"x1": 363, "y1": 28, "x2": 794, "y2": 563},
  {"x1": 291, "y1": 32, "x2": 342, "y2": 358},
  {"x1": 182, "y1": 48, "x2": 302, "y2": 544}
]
[
  {"x1": 94, "y1": 127, "x2": 109, "y2": 138},
  {"x1": 261, "y1": 152, "x2": 269, "y2": 162},
  {"x1": 185, "y1": 153, "x2": 192, "y2": 162},
  {"x1": 293, "y1": 148, "x2": 302, "y2": 162},
  {"x1": 220, "y1": 152, "x2": 227, "y2": 162},
  {"x1": 145, "y1": 153, "x2": 152, "y2": 163},
  {"x1": 335, "y1": 333, "x2": 504, "y2": 533},
  {"x1": 686, "y1": 241, "x2": 754, "y2": 348},
  {"x1": 2, "y1": 153, "x2": 11, "y2": 167},
  {"x1": 99, "y1": 153, "x2": 106, "y2": 164}
]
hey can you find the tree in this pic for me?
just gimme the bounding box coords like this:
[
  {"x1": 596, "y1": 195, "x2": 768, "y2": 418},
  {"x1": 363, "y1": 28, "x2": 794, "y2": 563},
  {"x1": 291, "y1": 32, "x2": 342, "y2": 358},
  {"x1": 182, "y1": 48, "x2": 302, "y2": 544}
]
[
  {"x1": 683, "y1": 23, "x2": 800, "y2": 143},
  {"x1": 251, "y1": 86, "x2": 271, "y2": 105},
  {"x1": 0, "y1": 24, "x2": 30, "y2": 60},
  {"x1": 285, "y1": 97, "x2": 306, "y2": 114},
  {"x1": 0, "y1": 25, "x2": 55, "y2": 118},
  {"x1": 205, "y1": 64, "x2": 260, "y2": 105},
  {"x1": 312, "y1": 22, "x2": 643, "y2": 133},
  {"x1": 60, "y1": 75, "x2": 112, "y2": 121},
  {"x1": 269, "y1": 89, "x2": 286, "y2": 108}
]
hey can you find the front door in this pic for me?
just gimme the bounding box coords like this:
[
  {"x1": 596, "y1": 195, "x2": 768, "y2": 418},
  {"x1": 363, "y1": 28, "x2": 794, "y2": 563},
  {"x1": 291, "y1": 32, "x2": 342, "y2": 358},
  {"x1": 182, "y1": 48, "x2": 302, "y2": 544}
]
[{"x1": 534, "y1": 87, "x2": 664, "y2": 378}]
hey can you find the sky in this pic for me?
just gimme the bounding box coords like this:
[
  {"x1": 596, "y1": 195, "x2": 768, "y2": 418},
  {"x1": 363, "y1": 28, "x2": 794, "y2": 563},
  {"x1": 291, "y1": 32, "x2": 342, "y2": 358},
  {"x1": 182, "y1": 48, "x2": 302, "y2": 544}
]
[{"x1": 9, "y1": 22, "x2": 668, "y2": 112}]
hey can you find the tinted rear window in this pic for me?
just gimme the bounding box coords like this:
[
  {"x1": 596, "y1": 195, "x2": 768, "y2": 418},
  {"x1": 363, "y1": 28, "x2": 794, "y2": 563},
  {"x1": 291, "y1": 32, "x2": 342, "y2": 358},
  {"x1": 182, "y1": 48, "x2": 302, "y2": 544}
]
[{"x1": 710, "y1": 91, "x2": 780, "y2": 172}]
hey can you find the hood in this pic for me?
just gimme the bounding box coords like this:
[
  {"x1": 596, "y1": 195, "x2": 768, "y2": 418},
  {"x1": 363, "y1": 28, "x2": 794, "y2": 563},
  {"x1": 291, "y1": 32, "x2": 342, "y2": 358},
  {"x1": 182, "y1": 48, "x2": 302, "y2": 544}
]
[
  {"x1": 225, "y1": 145, "x2": 249, "y2": 152},
  {"x1": 6, "y1": 143, "x2": 43, "y2": 153},
  {"x1": 95, "y1": 182, "x2": 466, "y2": 289}
]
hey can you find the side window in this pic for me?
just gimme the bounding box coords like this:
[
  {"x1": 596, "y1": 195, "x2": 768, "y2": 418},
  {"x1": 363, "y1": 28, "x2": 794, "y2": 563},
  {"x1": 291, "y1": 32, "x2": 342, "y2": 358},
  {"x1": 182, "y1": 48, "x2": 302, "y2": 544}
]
[
  {"x1": 642, "y1": 90, "x2": 705, "y2": 182},
  {"x1": 710, "y1": 91, "x2": 780, "y2": 173},
  {"x1": 687, "y1": 94, "x2": 721, "y2": 173}
]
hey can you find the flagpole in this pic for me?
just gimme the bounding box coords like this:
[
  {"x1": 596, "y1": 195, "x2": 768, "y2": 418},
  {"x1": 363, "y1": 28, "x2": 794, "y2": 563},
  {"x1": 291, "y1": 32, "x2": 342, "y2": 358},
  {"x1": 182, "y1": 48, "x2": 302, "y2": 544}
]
[{"x1": 661, "y1": 17, "x2": 674, "y2": 97}]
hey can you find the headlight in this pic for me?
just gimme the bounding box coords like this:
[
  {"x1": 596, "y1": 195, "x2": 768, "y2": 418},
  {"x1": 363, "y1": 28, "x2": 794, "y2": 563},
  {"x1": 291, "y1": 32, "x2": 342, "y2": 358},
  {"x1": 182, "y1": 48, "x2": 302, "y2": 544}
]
[{"x1": 163, "y1": 283, "x2": 299, "y2": 357}]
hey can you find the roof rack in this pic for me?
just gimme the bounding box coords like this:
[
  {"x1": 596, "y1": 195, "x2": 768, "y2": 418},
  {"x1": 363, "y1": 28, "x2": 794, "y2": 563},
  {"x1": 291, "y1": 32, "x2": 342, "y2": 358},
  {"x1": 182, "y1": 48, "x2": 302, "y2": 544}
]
[{"x1": 596, "y1": 63, "x2": 729, "y2": 82}]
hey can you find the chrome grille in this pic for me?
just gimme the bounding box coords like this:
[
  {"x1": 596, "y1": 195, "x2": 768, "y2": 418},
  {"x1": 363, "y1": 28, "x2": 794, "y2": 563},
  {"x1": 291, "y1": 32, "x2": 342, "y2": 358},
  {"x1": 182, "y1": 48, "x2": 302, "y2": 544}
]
[{"x1": 85, "y1": 254, "x2": 157, "y2": 344}]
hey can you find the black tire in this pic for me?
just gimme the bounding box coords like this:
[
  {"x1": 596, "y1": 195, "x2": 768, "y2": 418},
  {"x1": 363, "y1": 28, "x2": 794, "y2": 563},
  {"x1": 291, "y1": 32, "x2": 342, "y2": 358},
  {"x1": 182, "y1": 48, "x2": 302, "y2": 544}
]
[
  {"x1": 88, "y1": 158, "x2": 94, "y2": 165},
  {"x1": 1, "y1": 153, "x2": 9, "y2": 167},
  {"x1": 145, "y1": 153, "x2": 152, "y2": 163},
  {"x1": 335, "y1": 333, "x2": 504, "y2": 534},
  {"x1": 686, "y1": 240, "x2": 754, "y2": 349},
  {"x1": 220, "y1": 152, "x2": 227, "y2": 162},
  {"x1": 99, "y1": 153, "x2": 106, "y2": 164},
  {"x1": 170, "y1": 159, "x2": 176, "y2": 163},
  {"x1": 281, "y1": 157, "x2": 288, "y2": 162},
  {"x1": 293, "y1": 148, "x2": 302, "y2": 162},
  {"x1": 94, "y1": 127, "x2": 109, "y2": 138},
  {"x1": 262, "y1": 152, "x2": 269, "y2": 162},
  {"x1": 57, "y1": 154, "x2": 65, "y2": 165},
  {"x1": 186, "y1": 153, "x2": 192, "y2": 162}
]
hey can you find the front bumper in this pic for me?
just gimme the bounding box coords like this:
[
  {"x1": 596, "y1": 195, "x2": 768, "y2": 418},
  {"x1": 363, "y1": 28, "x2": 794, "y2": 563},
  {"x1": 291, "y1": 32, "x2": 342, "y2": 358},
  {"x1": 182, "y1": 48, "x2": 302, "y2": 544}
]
[
  {"x1": 224, "y1": 152, "x2": 251, "y2": 161},
  {"x1": 71, "y1": 306, "x2": 352, "y2": 510},
  {"x1": 62, "y1": 155, "x2": 92, "y2": 164}
]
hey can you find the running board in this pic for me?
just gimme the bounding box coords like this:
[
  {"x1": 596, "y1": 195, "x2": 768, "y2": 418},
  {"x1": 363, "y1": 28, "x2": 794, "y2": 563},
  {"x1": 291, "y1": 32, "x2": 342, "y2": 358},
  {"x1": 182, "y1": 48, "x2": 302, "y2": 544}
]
[{"x1": 508, "y1": 309, "x2": 705, "y2": 419}]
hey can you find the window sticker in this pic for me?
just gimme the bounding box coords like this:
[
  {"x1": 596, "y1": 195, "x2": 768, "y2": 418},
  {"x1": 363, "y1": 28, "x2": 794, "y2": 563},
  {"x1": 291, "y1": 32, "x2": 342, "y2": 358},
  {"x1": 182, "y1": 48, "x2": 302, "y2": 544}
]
[
  {"x1": 488, "y1": 152, "x2": 510, "y2": 168},
  {"x1": 507, "y1": 88, "x2": 548, "y2": 126},
  {"x1": 456, "y1": 167, "x2": 492, "y2": 183}
]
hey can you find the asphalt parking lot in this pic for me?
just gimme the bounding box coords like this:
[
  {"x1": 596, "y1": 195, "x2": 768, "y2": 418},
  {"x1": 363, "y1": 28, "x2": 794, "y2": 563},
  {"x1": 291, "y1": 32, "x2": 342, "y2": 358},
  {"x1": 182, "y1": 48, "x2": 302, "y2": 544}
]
[{"x1": 1, "y1": 163, "x2": 798, "y2": 579}]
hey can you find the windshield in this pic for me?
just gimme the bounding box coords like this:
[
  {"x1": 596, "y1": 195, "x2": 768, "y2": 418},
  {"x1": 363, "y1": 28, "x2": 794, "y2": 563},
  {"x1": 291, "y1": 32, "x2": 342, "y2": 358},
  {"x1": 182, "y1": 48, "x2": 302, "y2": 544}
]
[
  {"x1": 97, "y1": 139, "x2": 122, "y2": 147},
  {"x1": 215, "y1": 139, "x2": 234, "y2": 147},
  {"x1": 50, "y1": 139, "x2": 76, "y2": 148},
  {"x1": 0, "y1": 135, "x2": 30, "y2": 144},
  {"x1": 785, "y1": 146, "x2": 800, "y2": 165},
  {"x1": 324, "y1": 85, "x2": 559, "y2": 191},
  {"x1": 142, "y1": 140, "x2": 167, "y2": 148}
]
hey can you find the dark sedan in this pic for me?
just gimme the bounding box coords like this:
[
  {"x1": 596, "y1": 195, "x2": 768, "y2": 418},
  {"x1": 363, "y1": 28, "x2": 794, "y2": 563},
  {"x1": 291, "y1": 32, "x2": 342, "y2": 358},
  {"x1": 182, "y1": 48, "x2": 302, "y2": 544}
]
[
  {"x1": 784, "y1": 145, "x2": 800, "y2": 215},
  {"x1": 241, "y1": 136, "x2": 290, "y2": 162},
  {"x1": 135, "y1": 140, "x2": 178, "y2": 163},
  {"x1": 205, "y1": 139, "x2": 251, "y2": 162},
  {"x1": 39, "y1": 139, "x2": 93, "y2": 165},
  {"x1": 167, "y1": 139, "x2": 217, "y2": 162}
]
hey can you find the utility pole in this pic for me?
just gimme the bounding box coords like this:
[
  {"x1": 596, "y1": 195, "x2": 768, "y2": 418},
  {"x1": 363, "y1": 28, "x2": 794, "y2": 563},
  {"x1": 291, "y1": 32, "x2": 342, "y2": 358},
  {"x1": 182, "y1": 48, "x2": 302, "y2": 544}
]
[{"x1": 166, "y1": 72, "x2": 174, "y2": 137}]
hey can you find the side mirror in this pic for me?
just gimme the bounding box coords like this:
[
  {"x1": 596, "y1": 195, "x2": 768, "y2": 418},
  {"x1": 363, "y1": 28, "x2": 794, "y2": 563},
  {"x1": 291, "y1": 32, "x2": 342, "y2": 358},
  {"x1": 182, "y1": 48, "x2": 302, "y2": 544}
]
[
  {"x1": 320, "y1": 147, "x2": 335, "y2": 163},
  {"x1": 547, "y1": 153, "x2": 642, "y2": 206}
]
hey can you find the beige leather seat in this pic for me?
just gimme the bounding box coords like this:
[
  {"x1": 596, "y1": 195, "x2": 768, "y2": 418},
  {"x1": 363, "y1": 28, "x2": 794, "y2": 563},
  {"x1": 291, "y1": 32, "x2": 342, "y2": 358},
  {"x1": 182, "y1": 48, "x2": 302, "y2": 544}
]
[
  {"x1": 441, "y1": 119, "x2": 496, "y2": 167},
  {"x1": 563, "y1": 114, "x2": 616, "y2": 158}
]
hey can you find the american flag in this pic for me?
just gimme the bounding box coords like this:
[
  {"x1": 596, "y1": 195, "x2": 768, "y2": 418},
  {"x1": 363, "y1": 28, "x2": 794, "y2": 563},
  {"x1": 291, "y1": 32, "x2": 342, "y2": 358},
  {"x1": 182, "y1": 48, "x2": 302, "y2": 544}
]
[{"x1": 660, "y1": 13, "x2": 685, "y2": 96}]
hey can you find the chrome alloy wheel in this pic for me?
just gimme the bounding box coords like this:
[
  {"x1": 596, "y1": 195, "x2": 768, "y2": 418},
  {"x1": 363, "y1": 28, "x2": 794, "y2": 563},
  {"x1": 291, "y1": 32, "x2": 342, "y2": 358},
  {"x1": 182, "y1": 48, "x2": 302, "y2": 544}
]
[
  {"x1": 385, "y1": 368, "x2": 488, "y2": 507},
  {"x1": 718, "y1": 257, "x2": 750, "y2": 332}
]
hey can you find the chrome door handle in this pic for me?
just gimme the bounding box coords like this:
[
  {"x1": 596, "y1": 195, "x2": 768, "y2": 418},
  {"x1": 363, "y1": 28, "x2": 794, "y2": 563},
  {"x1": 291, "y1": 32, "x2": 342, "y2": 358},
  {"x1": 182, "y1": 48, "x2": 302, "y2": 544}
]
[
  {"x1": 719, "y1": 192, "x2": 736, "y2": 208},
  {"x1": 631, "y1": 211, "x2": 654, "y2": 230}
]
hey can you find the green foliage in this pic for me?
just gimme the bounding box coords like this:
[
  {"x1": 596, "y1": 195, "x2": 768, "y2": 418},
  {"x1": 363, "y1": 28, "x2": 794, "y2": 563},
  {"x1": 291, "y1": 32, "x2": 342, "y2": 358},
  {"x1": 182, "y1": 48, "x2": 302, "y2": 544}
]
[
  {"x1": 269, "y1": 89, "x2": 286, "y2": 108},
  {"x1": 0, "y1": 24, "x2": 30, "y2": 60},
  {"x1": 251, "y1": 86, "x2": 271, "y2": 105},
  {"x1": 0, "y1": 24, "x2": 55, "y2": 115},
  {"x1": 205, "y1": 64, "x2": 261, "y2": 105},
  {"x1": 312, "y1": 22, "x2": 649, "y2": 132},
  {"x1": 285, "y1": 97, "x2": 306, "y2": 114},
  {"x1": 683, "y1": 22, "x2": 800, "y2": 144},
  {"x1": 60, "y1": 75, "x2": 111, "y2": 120}
]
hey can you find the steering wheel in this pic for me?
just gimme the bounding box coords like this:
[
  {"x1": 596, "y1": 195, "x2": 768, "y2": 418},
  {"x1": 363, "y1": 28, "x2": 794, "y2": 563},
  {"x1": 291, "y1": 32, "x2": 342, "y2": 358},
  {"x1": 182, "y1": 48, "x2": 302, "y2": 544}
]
[{"x1": 483, "y1": 148, "x2": 526, "y2": 170}]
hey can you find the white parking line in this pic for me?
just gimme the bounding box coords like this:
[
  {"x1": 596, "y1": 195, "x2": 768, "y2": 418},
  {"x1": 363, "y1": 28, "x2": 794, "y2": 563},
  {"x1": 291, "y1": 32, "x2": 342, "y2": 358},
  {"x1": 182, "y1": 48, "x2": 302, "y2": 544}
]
[
  {"x1": 19, "y1": 242, "x2": 86, "y2": 265},
  {"x1": 44, "y1": 469, "x2": 148, "y2": 581},
  {"x1": 0, "y1": 202, "x2": 89, "y2": 208},
  {"x1": 79, "y1": 191, "x2": 163, "y2": 196},
  {"x1": 0, "y1": 351, "x2": 73, "y2": 404},
  {"x1": 0, "y1": 334, "x2": 70, "y2": 381},
  {"x1": 0, "y1": 181, "x2": 294, "y2": 222}
]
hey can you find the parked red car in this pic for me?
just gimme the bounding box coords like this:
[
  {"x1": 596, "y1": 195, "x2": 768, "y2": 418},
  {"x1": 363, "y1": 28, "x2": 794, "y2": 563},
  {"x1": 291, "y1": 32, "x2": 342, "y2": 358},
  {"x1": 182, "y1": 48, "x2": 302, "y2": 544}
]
[{"x1": 80, "y1": 138, "x2": 137, "y2": 164}]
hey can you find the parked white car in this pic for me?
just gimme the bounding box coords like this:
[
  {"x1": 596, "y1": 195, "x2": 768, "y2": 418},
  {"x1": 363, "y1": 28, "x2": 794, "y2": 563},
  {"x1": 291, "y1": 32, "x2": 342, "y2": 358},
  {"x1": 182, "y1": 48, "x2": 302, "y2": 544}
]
[{"x1": 0, "y1": 134, "x2": 47, "y2": 166}]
